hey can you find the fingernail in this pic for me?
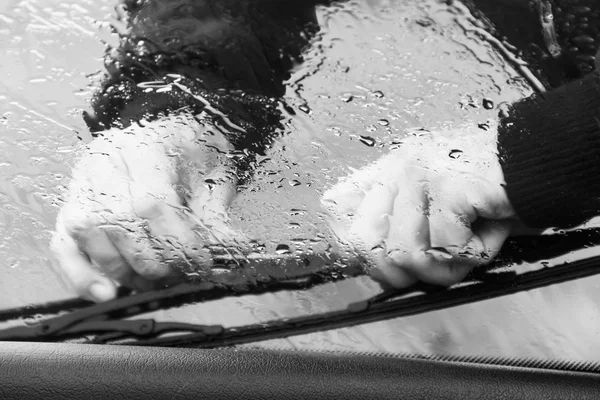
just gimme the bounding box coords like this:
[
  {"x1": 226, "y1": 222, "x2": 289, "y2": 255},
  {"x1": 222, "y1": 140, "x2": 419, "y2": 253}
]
[{"x1": 89, "y1": 282, "x2": 116, "y2": 302}]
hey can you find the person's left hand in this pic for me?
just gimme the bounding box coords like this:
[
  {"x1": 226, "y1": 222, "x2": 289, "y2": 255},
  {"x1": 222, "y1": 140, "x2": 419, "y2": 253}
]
[
  {"x1": 51, "y1": 113, "x2": 241, "y2": 302},
  {"x1": 322, "y1": 123, "x2": 519, "y2": 288}
]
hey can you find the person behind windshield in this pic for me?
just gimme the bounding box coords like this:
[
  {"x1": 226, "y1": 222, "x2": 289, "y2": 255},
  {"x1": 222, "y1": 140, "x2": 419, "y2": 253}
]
[{"x1": 50, "y1": 0, "x2": 600, "y2": 302}]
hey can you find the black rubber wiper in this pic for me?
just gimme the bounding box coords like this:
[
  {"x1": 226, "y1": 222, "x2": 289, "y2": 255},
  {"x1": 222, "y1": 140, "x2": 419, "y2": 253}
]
[
  {"x1": 0, "y1": 255, "x2": 369, "y2": 342},
  {"x1": 151, "y1": 256, "x2": 600, "y2": 348},
  {"x1": 1, "y1": 249, "x2": 599, "y2": 347}
]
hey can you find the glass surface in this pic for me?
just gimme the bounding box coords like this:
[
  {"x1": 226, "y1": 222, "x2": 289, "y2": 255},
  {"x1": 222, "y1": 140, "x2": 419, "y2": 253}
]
[{"x1": 1, "y1": 0, "x2": 600, "y2": 361}]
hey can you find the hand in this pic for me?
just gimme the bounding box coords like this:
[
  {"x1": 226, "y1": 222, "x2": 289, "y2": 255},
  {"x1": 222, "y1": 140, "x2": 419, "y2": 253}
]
[
  {"x1": 51, "y1": 114, "x2": 240, "y2": 302},
  {"x1": 322, "y1": 123, "x2": 518, "y2": 288}
]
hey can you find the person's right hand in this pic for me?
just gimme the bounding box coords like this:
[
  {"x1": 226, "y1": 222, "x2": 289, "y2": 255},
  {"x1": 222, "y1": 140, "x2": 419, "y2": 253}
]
[
  {"x1": 322, "y1": 122, "x2": 522, "y2": 288},
  {"x1": 51, "y1": 113, "x2": 239, "y2": 302}
]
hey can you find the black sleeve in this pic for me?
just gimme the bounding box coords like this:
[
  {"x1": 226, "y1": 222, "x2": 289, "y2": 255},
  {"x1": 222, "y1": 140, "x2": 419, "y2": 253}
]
[
  {"x1": 498, "y1": 70, "x2": 600, "y2": 229},
  {"x1": 84, "y1": 0, "x2": 321, "y2": 148}
]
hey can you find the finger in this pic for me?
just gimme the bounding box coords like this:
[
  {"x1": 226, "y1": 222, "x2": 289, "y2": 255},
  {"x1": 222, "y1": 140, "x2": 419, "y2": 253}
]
[
  {"x1": 388, "y1": 249, "x2": 473, "y2": 287},
  {"x1": 428, "y1": 209, "x2": 473, "y2": 252},
  {"x1": 369, "y1": 248, "x2": 419, "y2": 289},
  {"x1": 372, "y1": 168, "x2": 428, "y2": 289},
  {"x1": 433, "y1": 218, "x2": 512, "y2": 266},
  {"x1": 321, "y1": 175, "x2": 368, "y2": 217},
  {"x1": 142, "y1": 201, "x2": 197, "y2": 243},
  {"x1": 187, "y1": 172, "x2": 243, "y2": 246},
  {"x1": 74, "y1": 226, "x2": 138, "y2": 287},
  {"x1": 321, "y1": 179, "x2": 367, "y2": 245},
  {"x1": 385, "y1": 167, "x2": 430, "y2": 251},
  {"x1": 144, "y1": 204, "x2": 213, "y2": 269},
  {"x1": 426, "y1": 177, "x2": 475, "y2": 250},
  {"x1": 388, "y1": 219, "x2": 512, "y2": 286},
  {"x1": 50, "y1": 229, "x2": 118, "y2": 302},
  {"x1": 322, "y1": 153, "x2": 401, "y2": 217},
  {"x1": 349, "y1": 181, "x2": 396, "y2": 251},
  {"x1": 464, "y1": 219, "x2": 513, "y2": 263},
  {"x1": 103, "y1": 225, "x2": 172, "y2": 281}
]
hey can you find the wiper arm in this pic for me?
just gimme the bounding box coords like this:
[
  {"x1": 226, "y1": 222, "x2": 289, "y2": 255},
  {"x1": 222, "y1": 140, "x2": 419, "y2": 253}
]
[
  {"x1": 1, "y1": 253, "x2": 599, "y2": 346},
  {"x1": 0, "y1": 283, "x2": 222, "y2": 341}
]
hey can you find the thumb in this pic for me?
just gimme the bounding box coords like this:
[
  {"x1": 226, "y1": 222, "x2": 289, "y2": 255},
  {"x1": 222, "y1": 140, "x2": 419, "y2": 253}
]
[
  {"x1": 388, "y1": 219, "x2": 512, "y2": 287},
  {"x1": 458, "y1": 219, "x2": 513, "y2": 264}
]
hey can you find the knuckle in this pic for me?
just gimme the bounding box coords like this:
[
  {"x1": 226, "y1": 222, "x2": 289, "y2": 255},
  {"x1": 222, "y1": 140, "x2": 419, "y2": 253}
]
[
  {"x1": 133, "y1": 249, "x2": 174, "y2": 279},
  {"x1": 132, "y1": 196, "x2": 167, "y2": 219},
  {"x1": 56, "y1": 204, "x2": 97, "y2": 238}
]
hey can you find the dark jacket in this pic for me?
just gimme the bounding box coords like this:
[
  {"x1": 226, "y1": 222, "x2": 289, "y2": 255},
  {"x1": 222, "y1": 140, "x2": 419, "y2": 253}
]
[{"x1": 87, "y1": 0, "x2": 600, "y2": 230}]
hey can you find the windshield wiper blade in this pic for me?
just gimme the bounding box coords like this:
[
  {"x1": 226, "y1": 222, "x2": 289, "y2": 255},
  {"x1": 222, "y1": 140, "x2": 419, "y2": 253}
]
[
  {"x1": 0, "y1": 257, "x2": 369, "y2": 342},
  {"x1": 127, "y1": 255, "x2": 600, "y2": 348},
  {"x1": 0, "y1": 252, "x2": 372, "y2": 323},
  {"x1": 2, "y1": 230, "x2": 592, "y2": 326},
  {"x1": 1, "y1": 254, "x2": 598, "y2": 346},
  {"x1": 0, "y1": 297, "x2": 93, "y2": 323}
]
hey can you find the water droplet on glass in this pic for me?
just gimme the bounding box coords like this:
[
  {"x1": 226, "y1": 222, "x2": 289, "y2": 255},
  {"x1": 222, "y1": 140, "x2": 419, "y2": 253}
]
[
  {"x1": 275, "y1": 244, "x2": 291, "y2": 254},
  {"x1": 407, "y1": 127, "x2": 430, "y2": 137},
  {"x1": 449, "y1": 149, "x2": 463, "y2": 159},
  {"x1": 377, "y1": 119, "x2": 390, "y2": 126},
  {"x1": 204, "y1": 178, "x2": 216, "y2": 190},
  {"x1": 298, "y1": 104, "x2": 311, "y2": 114},
  {"x1": 482, "y1": 98, "x2": 494, "y2": 110},
  {"x1": 290, "y1": 208, "x2": 306, "y2": 216},
  {"x1": 359, "y1": 135, "x2": 376, "y2": 147},
  {"x1": 416, "y1": 17, "x2": 434, "y2": 27},
  {"x1": 478, "y1": 122, "x2": 490, "y2": 131}
]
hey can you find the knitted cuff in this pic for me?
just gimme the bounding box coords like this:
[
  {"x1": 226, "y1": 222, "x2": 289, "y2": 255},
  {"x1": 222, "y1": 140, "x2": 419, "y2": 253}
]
[{"x1": 498, "y1": 72, "x2": 600, "y2": 229}]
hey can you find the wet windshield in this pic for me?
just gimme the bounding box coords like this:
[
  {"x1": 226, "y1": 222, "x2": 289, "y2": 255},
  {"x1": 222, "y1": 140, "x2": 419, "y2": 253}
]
[{"x1": 2, "y1": 0, "x2": 600, "y2": 360}]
